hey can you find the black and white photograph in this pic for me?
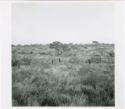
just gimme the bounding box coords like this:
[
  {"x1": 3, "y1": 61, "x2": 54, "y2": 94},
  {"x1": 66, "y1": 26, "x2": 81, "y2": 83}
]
[
  {"x1": 0, "y1": 0, "x2": 124, "y2": 108},
  {"x1": 11, "y1": 2, "x2": 116, "y2": 106}
]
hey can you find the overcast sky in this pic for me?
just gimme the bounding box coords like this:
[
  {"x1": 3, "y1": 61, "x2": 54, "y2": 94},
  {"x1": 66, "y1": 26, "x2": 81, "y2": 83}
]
[{"x1": 12, "y1": 2, "x2": 114, "y2": 45}]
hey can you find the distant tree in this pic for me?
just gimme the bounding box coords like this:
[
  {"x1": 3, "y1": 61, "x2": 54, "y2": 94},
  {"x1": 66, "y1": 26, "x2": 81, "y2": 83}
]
[
  {"x1": 49, "y1": 41, "x2": 64, "y2": 55},
  {"x1": 92, "y1": 41, "x2": 99, "y2": 44}
]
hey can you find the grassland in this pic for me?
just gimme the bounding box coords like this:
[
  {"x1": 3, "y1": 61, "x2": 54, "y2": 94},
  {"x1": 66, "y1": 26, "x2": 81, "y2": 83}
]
[{"x1": 12, "y1": 42, "x2": 115, "y2": 106}]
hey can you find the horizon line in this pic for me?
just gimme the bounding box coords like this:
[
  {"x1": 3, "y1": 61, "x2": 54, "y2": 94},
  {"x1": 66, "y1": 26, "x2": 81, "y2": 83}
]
[{"x1": 12, "y1": 41, "x2": 115, "y2": 46}]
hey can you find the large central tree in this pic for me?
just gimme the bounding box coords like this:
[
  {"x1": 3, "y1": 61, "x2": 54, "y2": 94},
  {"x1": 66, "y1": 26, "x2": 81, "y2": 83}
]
[{"x1": 49, "y1": 41, "x2": 63, "y2": 56}]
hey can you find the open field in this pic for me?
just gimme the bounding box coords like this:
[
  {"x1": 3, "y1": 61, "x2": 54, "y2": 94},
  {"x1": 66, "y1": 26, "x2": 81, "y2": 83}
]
[{"x1": 12, "y1": 41, "x2": 115, "y2": 106}]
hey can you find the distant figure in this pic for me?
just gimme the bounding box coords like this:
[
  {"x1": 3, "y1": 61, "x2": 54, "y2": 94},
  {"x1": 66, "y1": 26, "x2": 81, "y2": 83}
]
[
  {"x1": 88, "y1": 59, "x2": 91, "y2": 64},
  {"x1": 52, "y1": 59, "x2": 53, "y2": 64},
  {"x1": 59, "y1": 58, "x2": 61, "y2": 63}
]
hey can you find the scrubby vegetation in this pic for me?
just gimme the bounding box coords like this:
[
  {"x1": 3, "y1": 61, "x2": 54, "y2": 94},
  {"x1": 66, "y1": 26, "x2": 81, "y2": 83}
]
[{"x1": 12, "y1": 41, "x2": 115, "y2": 106}]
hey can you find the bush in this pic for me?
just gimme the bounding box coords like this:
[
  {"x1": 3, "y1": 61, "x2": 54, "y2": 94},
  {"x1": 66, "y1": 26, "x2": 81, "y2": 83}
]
[
  {"x1": 12, "y1": 43, "x2": 114, "y2": 106},
  {"x1": 21, "y1": 57, "x2": 31, "y2": 65},
  {"x1": 12, "y1": 49, "x2": 20, "y2": 67}
]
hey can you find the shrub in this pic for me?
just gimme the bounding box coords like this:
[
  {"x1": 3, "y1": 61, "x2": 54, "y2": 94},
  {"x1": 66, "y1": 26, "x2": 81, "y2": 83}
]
[
  {"x1": 21, "y1": 57, "x2": 31, "y2": 65},
  {"x1": 12, "y1": 82, "x2": 26, "y2": 106},
  {"x1": 12, "y1": 49, "x2": 20, "y2": 67},
  {"x1": 12, "y1": 43, "x2": 114, "y2": 106}
]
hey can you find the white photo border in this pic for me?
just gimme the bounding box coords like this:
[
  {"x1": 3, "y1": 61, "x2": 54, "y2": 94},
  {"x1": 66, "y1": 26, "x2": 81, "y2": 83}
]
[{"x1": 0, "y1": 1, "x2": 124, "y2": 109}]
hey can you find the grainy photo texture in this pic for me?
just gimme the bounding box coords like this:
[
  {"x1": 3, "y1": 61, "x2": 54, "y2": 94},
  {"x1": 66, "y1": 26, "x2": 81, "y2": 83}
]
[{"x1": 12, "y1": 2, "x2": 115, "y2": 106}]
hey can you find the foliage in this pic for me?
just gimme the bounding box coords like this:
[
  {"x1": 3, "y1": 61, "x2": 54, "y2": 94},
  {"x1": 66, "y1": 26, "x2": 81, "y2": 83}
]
[
  {"x1": 49, "y1": 41, "x2": 63, "y2": 55},
  {"x1": 12, "y1": 43, "x2": 115, "y2": 106}
]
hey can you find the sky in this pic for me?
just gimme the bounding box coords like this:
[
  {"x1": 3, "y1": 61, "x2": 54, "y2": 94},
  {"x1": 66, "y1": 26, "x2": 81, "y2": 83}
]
[{"x1": 12, "y1": 2, "x2": 115, "y2": 45}]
